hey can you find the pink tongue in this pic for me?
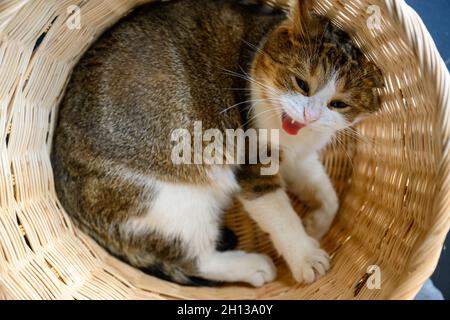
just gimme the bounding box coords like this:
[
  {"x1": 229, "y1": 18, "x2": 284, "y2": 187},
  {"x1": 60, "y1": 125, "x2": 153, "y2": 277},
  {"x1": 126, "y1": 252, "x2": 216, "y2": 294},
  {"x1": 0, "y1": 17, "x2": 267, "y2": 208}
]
[{"x1": 282, "y1": 115, "x2": 305, "y2": 135}]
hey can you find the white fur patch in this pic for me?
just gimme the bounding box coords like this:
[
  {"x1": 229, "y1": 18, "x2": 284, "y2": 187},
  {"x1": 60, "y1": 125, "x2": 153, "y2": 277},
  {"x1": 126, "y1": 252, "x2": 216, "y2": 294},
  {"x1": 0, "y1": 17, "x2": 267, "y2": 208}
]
[
  {"x1": 281, "y1": 153, "x2": 339, "y2": 240},
  {"x1": 117, "y1": 165, "x2": 279, "y2": 287},
  {"x1": 121, "y1": 166, "x2": 239, "y2": 258}
]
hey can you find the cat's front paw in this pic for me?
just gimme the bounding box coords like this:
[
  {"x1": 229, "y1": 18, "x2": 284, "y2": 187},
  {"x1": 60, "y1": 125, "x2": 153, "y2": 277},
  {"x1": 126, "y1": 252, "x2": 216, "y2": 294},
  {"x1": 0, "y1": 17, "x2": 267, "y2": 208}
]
[
  {"x1": 289, "y1": 239, "x2": 330, "y2": 284},
  {"x1": 304, "y1": 209, "x2": 335, "y2": 240},
  {"x1": 304, "y1": 199, "x2": 338, "y2": 240}
]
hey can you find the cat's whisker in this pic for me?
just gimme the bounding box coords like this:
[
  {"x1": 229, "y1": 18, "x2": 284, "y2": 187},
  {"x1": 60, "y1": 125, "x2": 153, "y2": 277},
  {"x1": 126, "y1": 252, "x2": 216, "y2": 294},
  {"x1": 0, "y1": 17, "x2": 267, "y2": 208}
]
[
  {"x1": 341, "y1": 127, "x2": 380, "y2": 148},
  {"x1": 223, "y1": 87, "x2": 253, "y2": 91},
  {"x1": 220, "y1": 98, "x2": 281, "y2": 114},
  {"x1": 332, "y1": 134, "x2": 355, "y2": 170},
  {"x1": 225, "y1": 73, "x2": 278, "y2": 97},
  {"x1": 241, "y1": 38, "x2": 271, "y2": 61},
  {"x1": 243, "y1": 103, "x2": 285, "y2": 127},
  {"x1": 242, "y1": 75, "x2": 280, "y2": 96},
  {"x1": 242, "y1": 106, "x2": 284, "y2": 128},
  {"x1": 221, "y1": 67, "x2": 280, "y2": 97}
]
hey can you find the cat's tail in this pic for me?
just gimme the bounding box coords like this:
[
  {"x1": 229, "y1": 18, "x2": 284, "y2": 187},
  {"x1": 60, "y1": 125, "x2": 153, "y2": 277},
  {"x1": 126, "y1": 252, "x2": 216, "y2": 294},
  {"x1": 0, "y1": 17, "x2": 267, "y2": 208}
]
[{"x1": 139, "y1": 263, "x2": 222, "y2": 287}]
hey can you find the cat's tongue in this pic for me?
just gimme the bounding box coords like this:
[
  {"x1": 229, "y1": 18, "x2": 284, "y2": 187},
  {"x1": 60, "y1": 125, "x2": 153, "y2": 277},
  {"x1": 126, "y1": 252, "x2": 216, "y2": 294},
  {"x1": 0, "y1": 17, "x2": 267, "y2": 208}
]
[{"x1": 282, "y1": 113, "x2": 305, "y2": 136}]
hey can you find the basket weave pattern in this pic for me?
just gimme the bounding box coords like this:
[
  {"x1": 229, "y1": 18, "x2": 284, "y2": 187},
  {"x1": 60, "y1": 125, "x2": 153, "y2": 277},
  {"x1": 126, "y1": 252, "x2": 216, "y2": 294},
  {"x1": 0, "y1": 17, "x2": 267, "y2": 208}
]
[{"x1": 0, "y1": 0, "x2": 449, "y2": 299}]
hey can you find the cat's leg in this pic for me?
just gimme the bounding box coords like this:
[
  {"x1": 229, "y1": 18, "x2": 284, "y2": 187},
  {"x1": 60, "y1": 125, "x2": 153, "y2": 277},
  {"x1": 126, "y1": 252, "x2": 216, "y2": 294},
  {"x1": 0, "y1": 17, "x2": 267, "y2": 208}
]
[
  {"x1": 237, "y1": 164, "x2": 330, "y2": 284},
  {"x1": 197, "y1": 250, "x2": 276, "y2": 287},
  {"x1": 121, "y1": 167, "x2": 276, "y2": 287},
  {"x1": 191, "y1": 168, "x2": 277, "y2": 287},
  {"x1": 281, "y1": 154, "x2": 338, "y2": 240}
]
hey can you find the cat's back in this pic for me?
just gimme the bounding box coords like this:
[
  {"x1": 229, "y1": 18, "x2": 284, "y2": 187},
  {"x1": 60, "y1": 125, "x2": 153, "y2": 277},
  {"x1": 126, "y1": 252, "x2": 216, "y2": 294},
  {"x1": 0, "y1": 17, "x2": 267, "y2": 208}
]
[
  {"x1": 52, "y1": 0, "x2": 284, "y2": 189},
  {"x1": 54, "y1": 0, "x2": 283, "y2": 171}
]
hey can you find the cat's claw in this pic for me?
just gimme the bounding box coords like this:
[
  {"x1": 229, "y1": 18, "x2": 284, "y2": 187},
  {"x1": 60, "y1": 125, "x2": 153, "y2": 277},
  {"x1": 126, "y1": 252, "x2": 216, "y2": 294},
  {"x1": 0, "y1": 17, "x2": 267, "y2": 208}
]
[{"x1": 290, "y1": 239, "x2": 330, "y2": 284}]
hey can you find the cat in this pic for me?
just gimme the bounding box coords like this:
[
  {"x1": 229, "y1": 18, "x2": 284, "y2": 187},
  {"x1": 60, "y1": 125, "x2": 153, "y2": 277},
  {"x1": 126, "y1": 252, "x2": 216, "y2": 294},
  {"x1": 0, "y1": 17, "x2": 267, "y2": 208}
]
[{"x1": 51, "y1": 0, "x2": 383, "y2": 287}]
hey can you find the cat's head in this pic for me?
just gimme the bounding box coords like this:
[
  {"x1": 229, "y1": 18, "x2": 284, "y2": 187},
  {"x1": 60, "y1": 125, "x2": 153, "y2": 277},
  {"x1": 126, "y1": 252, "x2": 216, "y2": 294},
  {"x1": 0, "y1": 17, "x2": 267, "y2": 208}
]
[{"x1": 251, "y1": 0, "x2": 384, "y2": 136}]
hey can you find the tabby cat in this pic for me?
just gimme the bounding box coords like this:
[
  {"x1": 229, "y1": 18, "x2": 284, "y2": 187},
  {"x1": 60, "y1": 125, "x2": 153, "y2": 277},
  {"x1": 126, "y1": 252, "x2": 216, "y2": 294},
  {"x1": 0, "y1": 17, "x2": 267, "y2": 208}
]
[{"x1": 52, "y1": 0, "x2": 383, "y2": 286}]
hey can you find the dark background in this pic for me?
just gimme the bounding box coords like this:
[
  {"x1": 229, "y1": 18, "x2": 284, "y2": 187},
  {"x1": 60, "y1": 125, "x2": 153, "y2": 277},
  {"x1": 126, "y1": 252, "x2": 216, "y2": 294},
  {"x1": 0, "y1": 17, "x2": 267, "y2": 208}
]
[{"x1": 406, "y1": 0, "x2": 449, "y2": 300}]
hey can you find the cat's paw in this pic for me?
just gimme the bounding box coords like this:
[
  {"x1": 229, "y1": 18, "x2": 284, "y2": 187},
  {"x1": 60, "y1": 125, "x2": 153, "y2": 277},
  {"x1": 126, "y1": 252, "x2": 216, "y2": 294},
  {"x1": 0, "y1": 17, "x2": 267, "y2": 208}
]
[
  {"x1": 238, "y1": 253, "x2": 277, "y2": 287},
  {"x1": 304, "y1": 201, "x2": 338, "y2": 240},
  {"x1": 290, "y1": 239, "x2": 330, "y2": 284},
  {"x1": 304, "y1": 210, "x2": 334, "y2": 240}
]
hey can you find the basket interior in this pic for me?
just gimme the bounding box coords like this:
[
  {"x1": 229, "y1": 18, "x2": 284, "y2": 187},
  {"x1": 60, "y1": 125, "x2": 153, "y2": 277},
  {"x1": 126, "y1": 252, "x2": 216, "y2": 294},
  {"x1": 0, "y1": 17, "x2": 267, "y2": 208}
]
[{"x1": 0, "y1": 0, "x2": 447, "y2": 299}]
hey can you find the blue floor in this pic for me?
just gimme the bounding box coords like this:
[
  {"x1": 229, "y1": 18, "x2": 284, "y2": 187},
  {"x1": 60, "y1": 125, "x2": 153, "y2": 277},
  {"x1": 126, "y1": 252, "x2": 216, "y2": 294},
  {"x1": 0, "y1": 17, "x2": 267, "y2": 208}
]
[{"x1": 406, "y1": 0, "x2": 449, "y2": 300}]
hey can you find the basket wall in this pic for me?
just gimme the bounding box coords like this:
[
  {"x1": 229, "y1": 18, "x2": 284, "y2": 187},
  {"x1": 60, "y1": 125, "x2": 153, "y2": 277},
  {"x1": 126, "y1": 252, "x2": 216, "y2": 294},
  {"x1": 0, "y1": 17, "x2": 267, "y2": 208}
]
[{"x1": 0, "y1": 0, "x2": 449, "y2": 299}]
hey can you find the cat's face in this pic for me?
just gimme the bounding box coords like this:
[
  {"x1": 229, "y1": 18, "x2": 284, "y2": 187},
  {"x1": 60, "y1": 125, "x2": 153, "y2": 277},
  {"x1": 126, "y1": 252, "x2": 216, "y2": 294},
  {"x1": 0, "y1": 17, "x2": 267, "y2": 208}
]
[{"x1": 251, "y1": 0, "x2": 383, "y2": 136}]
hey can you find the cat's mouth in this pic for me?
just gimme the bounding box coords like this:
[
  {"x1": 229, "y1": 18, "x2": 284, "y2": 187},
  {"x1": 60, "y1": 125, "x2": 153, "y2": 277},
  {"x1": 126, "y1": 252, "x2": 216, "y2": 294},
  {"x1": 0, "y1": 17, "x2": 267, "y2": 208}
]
[{"x1": 281, "y1": 112, "x2": 306, "y2": 136}]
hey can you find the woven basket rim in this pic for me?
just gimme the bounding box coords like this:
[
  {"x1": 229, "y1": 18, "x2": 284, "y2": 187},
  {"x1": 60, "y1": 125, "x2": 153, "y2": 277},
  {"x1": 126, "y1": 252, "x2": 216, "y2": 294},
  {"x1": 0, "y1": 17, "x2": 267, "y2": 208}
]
[
  {"x1": 0, "y1": 0, "x2": 449, "y2": 300},
  {"x1": 380, "y1": 0, "x2": 450, "y2": 299}
]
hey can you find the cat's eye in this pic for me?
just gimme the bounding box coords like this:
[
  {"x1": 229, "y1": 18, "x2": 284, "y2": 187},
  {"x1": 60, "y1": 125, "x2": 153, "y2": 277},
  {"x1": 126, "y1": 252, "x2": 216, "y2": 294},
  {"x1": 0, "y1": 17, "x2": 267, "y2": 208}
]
[
  {"x1": 293, "y1": 77, "x2": 309, "y2": 94},
  {"x1": 329, "y1": 100, "x2": 349, "y2": 110}
]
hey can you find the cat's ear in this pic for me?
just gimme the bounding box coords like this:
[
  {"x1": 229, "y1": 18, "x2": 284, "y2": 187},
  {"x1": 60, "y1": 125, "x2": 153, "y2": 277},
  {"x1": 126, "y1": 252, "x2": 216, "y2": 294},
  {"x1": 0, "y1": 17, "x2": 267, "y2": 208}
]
[
  {"x1": 288, "y1": 0, "x2": 326, "y2": 37},
  {"x1": 288, "y1": 0, "x2": 315, "y2": 34}
]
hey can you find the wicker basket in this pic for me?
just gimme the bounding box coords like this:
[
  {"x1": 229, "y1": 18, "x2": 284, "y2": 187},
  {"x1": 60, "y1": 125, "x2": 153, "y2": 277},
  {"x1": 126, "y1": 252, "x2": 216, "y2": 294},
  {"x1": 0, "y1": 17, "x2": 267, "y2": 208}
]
[{"x1": 0, "y1": 0, "x2": 449, "y2": 300}]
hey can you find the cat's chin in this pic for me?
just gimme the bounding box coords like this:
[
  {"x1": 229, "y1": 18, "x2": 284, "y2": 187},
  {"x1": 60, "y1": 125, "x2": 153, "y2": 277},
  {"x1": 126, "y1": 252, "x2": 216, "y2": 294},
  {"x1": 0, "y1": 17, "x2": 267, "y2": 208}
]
[{"x1": 281, "y1": 112, "x2": 306, "y2": 136}]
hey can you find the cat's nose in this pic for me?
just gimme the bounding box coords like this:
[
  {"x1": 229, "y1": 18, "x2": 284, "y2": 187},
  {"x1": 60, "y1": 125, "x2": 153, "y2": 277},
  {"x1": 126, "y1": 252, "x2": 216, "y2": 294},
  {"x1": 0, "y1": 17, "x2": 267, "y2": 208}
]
[{"x1": 303, "y1": 107, "x2": 320, "y2": 124}]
